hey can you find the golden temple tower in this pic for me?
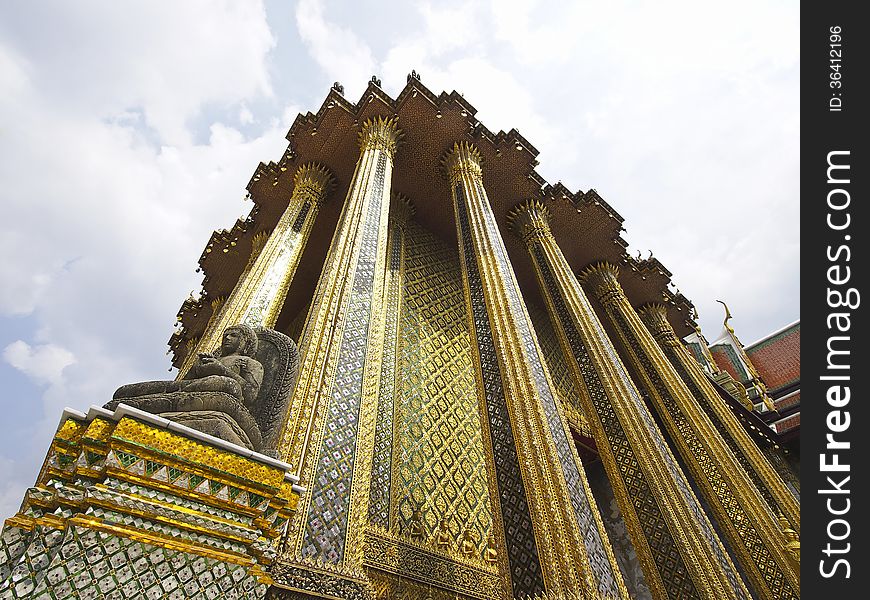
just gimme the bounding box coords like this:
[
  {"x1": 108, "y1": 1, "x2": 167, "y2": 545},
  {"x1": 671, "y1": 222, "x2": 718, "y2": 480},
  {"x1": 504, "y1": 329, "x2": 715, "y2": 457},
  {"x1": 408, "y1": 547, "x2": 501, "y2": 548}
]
[{"x1": 1, "y1": 75, "x2": 800, "y2": 600}]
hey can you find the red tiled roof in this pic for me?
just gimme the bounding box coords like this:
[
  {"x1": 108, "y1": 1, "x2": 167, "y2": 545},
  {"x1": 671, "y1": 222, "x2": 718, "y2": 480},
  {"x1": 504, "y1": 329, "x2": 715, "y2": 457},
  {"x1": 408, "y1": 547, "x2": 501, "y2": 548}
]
[
  {"x1": 710, "y1": 345, "x2": 746, "y2": 382},
  {"x1": 774, "y1": 412, "x2": 801, "y2": 434},
  {"x1": 774, "y1": 390, "x2": 800, "y2": 413},
  {"x1": 746, "y1": 322, "x2": 800, "y2": 392}
]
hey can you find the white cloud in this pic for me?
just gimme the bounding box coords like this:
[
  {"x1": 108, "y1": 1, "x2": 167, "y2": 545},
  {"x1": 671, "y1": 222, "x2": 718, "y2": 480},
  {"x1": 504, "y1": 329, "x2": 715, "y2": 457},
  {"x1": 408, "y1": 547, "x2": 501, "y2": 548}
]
[
  {"x1": 0, "y1": 0, "x2": 288, "y2": 519},
  {"x1": 3, "y1": 341, "x2": 76, "y2": 385},
  {"x1": 0, "y1": 1, "x2": 275, "y2": 146},
  {"x1": 295, "y1": 0, "x2": 377, "y2": 99},
  {"x1": 239, "y1": 104, "x2": 255, "y2": 125}
]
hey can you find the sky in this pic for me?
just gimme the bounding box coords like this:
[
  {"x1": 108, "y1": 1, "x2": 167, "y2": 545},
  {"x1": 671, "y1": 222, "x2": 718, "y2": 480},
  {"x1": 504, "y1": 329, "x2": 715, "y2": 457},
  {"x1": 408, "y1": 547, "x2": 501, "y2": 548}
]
[{"x1": 0, "y1": 0, "x2": 799, "y2": 518}]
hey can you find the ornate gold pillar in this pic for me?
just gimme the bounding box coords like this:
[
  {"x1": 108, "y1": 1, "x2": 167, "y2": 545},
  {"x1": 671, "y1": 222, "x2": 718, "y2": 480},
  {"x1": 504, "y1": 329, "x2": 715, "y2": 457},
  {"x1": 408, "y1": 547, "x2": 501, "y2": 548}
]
[
  {"x1": 508, "y1": 200, "x2": 750, "y2": 600},
  {"x1": 273, "y1": 117, "x2": 400, "y2": 595},
  {"x1": 581, "y1": 263, "x2": 800, "y2": 600},
  {"x1": 181, "y1": 164, "x2": 334, "y2": 374},
  {"x1": 367, "y1": 192, "x2": 413, "y2": 530},
  {"x1": 445, "y1": 143, "x2": 627, "y2": 600},
  {"x1": 640, "y1": 303, "x2": 801, "y2": 531}
]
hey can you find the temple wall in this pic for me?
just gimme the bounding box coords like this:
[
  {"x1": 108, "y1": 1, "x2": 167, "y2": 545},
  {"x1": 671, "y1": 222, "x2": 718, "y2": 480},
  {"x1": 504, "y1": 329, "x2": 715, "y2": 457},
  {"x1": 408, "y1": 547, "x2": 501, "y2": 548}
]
[{"x1": 393, "y1": 220, "x2": 494, "y2": 554}]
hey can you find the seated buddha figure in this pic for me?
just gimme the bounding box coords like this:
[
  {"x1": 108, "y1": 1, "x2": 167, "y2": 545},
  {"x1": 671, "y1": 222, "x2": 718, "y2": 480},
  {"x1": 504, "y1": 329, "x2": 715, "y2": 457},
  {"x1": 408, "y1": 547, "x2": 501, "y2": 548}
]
[{"x1": 113, "y1": 324, "x2": 264, "y2": 409}]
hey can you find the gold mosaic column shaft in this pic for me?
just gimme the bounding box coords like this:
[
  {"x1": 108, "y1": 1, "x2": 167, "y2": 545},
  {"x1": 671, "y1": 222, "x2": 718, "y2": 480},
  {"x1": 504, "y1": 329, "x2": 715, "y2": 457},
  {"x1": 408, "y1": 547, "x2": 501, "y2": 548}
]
[
  {"x1": 640, "y1": 303, "x2": 800, "y2": 531},
  {"x1": 582, "y1": 264, "x2": 799, "y2": 600},
  {"x1": 509, "y1": 200, "x2": 750, "y2": 600},
  {"x1": 367, "y1": 193, "x2": 413, "y2": 530},
  {"x1": 181, "y1": 164, "x2": 333, "y2": 373},
  {"x1": 445, "y1": 143, "x2": 627, "y2": 600},
  {"x1": 276, "y1": 117, "x2": 399, "y2": 583}
]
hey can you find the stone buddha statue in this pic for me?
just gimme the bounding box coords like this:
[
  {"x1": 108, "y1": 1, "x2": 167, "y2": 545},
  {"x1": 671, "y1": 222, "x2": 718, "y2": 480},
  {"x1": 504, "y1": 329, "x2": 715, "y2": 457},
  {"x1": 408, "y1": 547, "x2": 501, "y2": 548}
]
[
  {"x1": 114, "y1": 324, "x2": 264, "y2": 408},
  {"x1": 107, "y1": 323, "x2": 298, "y2": 456}
]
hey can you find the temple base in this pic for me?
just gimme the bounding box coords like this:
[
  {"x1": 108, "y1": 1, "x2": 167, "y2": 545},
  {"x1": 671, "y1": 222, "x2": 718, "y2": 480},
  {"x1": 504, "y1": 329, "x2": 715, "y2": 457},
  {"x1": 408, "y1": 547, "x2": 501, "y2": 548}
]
[{"x1": 0, "y1": 404, "x2": 303, "y2": 600}]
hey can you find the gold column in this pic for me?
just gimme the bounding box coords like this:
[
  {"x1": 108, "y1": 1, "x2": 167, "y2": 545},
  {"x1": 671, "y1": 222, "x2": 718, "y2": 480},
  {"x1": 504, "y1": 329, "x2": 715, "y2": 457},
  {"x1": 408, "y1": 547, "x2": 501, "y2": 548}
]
[
  {"x1": 445, "y1": 143, "x2": 627, "y2": 600},
  {"x1": 640, "y1": 303, "x2": 800, "y2": 531},
  {"x1": 180, "y1": 164, "x2": 334, "y2": 374},
  {"x1": 367, "y1": 192, "x2": 413, "y2": 530},
  {"x1": 581, "y1": 263, "x2": 800, "y2": 600},
  {"x1": 509, "y1": 200, "x2": 750, "y2": 600},
  {"x1": 274, "y1": 117, "x2": 400, "y2": 591}
]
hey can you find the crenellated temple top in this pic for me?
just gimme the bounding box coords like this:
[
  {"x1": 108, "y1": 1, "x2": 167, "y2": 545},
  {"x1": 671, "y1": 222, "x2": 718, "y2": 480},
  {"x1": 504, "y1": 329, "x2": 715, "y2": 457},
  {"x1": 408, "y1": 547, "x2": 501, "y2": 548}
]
[{"x1": 169, "y1": 76, "x2": 696, "y2": 367}]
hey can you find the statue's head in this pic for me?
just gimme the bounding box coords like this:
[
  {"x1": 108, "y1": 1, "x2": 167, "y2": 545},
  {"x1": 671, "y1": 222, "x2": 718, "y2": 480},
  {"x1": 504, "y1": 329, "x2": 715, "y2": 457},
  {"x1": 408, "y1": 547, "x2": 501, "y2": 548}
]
[{"x1": 220, "y1": 324, "x2": 258, "y2": 357}]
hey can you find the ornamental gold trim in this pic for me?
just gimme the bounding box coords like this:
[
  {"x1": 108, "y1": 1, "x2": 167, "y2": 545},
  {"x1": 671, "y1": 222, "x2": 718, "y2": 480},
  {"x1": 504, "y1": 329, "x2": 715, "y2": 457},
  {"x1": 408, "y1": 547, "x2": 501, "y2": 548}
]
[
  {"x1": 362, "y1": 527, "x2": 501, "y2": 600},
  {"x1": 586, "y1": 267, "x2": 799, "y2": 599},
  {"x1": 359, "y1": 115, "x2": 402, "y2": 158},
  {"x1": 443, "y1": 141, "x2": 483, "y2": 185},
  {"x1": 639, "y1": 303, "x2": 800, "y2": 535}
]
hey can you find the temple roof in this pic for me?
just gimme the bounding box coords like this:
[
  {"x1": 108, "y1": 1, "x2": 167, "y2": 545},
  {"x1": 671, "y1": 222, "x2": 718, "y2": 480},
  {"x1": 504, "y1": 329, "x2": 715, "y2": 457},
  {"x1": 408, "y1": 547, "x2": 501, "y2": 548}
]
[
  {"x1": 745, "y1": 321, "x2": 800, "y2": 394},
  {"x1": 170, "y1": 76, "x2": 696, "y2": 366}
]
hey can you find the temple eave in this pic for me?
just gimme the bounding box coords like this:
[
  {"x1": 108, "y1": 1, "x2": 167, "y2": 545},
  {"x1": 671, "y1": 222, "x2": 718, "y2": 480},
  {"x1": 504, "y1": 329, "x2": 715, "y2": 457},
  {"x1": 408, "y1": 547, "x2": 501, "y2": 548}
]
[{"x1": 169, "y1": 78, "x2": 697, "y2": 367}]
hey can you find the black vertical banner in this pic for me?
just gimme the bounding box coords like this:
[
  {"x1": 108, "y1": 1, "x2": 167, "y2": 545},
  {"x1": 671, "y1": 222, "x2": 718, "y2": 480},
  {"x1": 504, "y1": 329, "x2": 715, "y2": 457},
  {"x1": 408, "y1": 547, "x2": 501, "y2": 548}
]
[{"x1": 803, "y1": 3, "x2": 868, "y2": 597}]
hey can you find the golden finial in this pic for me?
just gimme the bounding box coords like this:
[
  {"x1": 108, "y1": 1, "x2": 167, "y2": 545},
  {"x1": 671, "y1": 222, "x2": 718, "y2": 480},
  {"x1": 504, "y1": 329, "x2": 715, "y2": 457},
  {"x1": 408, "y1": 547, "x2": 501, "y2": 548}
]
[{"x1": 716, "y1": 299, "x2": 735, "y2": 333}]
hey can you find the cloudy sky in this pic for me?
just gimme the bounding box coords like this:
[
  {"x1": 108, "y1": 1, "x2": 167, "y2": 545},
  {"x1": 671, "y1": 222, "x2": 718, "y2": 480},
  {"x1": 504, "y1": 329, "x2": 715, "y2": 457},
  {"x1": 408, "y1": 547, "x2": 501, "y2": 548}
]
[{"x1": 0, "y1": 0, "x2": 798, "y2": 518}]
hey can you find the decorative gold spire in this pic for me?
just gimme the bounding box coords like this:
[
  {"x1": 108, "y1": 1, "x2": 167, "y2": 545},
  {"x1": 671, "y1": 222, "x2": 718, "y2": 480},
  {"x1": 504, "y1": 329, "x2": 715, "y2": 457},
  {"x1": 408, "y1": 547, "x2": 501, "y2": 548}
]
[
  {"x1": 716, "y1": 299, "x2": 774, "y2": 409},
  {"x1": 717, "y1": 299, "x2": 735, "y2": 333}
]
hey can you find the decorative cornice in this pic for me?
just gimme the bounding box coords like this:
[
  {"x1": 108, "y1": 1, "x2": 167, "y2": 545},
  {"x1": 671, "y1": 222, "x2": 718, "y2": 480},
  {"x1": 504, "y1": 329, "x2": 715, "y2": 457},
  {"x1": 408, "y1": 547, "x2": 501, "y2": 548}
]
[
  {"x1": 442, "y1": 141, "x2": 483, "y2": 185},
  {"x1": 506, "y1": 199, "x2": 552, "y2": 244},
  {"x1": 358, "y1": 115, "x2": 402, "y2": 158}
]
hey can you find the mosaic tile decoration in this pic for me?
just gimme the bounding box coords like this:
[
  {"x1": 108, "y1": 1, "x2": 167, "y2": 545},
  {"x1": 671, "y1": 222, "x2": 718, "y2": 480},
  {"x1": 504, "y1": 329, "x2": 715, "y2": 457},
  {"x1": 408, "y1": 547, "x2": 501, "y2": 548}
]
[
  {"x1": 367, "y1": 220, "x2": 403, "y2": 528},
  {"x1": 454, "y1": 184, "x2": 546, "y2": 599},
  {"x1": 612, "y1": 309, "x2": 790, "y2": 598},
  {"x1": 530, "y1": 243, "x2": 700, "y2": 599},
  {"x1": 475, "y1": 182, "x2": 620, "y2": 598},
  {"x1": 301, "y1": 153, "x2": 388, "y2": 563},
  {"x1": 1, "y1": 410, "x2": 300, "y2": 600},
  {"x1": 528, "y1": 303, "x2": 591, "y2": 437},
  {"x1": 290, "y1": 200, "x2": 312, "y2": 233},
  {"x1": 664, "y1": 345, "x2": 781, "y2": 515},
  {"x1": 0, "y1": 525, "x2": 33, "y2": 584},
  {"x1": 8, "y1": 524, "x2": 266, "y2": 600},
  {"x1": 0, "y1": 524, "x2": 66, "y2": 599},
  {"x1": 394, "y1": 221, "x2": 493, "y2": 555}
]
